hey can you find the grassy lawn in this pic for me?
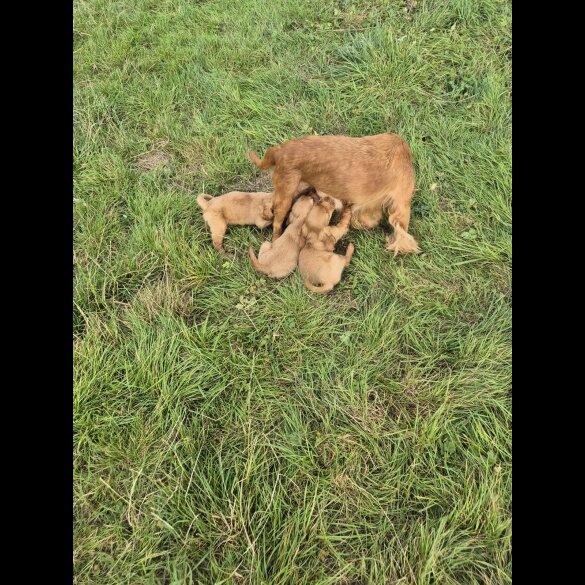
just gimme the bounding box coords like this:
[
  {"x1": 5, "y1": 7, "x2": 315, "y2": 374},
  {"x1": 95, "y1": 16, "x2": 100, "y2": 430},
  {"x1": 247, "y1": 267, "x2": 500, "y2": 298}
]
[{"x1": 73, "y1": 0, "x2": 511, "y2": 583}]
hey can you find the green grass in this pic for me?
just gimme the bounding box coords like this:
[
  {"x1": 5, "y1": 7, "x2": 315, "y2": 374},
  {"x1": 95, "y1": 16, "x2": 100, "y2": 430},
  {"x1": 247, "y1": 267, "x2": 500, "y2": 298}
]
[{"x1": 73, "y1": 0, "x2": 511, "y2": 582}]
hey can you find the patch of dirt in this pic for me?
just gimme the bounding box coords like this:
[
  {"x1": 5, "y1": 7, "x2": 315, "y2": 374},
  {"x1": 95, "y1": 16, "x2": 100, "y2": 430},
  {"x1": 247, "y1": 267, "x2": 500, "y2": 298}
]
[
  {"x1": 457, "y1": 214, "x2": 475, "y2": 228},
  {"x1": 241, "y1": 173, "x2": 273, "y2": 193},
  {"x1": 437, "y1": 196, "x2": 452, "y2": 211},
  {"x1": 136, "y1": 151, "x2": 169, "y2": 171},
  {"x1": 131, "y1": 275, "x2": 191, "y2": 321},
  {"x1": 405, "y1": 0, "x2": 417, "y2": 15}
]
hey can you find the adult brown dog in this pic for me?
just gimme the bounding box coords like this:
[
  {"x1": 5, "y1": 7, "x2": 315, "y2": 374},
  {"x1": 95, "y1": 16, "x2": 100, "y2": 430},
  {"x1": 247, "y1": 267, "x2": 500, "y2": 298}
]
[{"x1": 248, "y1": 132, "x2": 420, "y2": 255}]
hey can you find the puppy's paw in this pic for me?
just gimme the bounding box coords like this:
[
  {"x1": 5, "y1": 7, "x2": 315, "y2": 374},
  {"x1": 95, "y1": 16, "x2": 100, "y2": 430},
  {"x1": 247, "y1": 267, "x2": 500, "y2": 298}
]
[{"x1": 341, "y1": 202, "x2": 354, "y2": 217}]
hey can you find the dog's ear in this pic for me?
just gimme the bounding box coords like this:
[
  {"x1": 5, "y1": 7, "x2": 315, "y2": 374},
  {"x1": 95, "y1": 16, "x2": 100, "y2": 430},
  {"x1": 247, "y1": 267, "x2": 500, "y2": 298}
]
[{"x1": 261, "y1": 200, "x2": 274, "y2": 221}]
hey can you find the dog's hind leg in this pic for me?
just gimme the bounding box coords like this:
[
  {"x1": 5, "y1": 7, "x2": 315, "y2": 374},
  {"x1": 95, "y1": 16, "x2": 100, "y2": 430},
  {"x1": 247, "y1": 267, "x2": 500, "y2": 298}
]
[
  {"x1": 384, "y1": 197, "x2": 420, "y2": 256},
  {"x1": 205, "y1": 214, "x2": 231, "y2": 257}
]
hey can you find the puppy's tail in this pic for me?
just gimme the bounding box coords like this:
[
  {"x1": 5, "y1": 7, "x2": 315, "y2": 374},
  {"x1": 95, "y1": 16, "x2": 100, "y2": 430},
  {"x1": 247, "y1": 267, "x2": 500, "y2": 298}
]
[
  {"x1": 303, "y1": 278, "x2": 334, "y2": 294},
  {"x1": 197, "y1": 193, "x2": 213, "y2": 211},
  {"x1": 249, "y1": 246, "x2": 268, "y2": 274},
  {"x1": 247, "y1": 148, "x2": 276, "y2": 170}
]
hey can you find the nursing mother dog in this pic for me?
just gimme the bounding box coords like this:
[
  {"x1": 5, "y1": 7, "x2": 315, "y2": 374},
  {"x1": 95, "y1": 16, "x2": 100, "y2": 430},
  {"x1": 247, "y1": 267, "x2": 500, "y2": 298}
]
[{"x1": 248, "y1": 132, "x2": 421, "y2": 256}]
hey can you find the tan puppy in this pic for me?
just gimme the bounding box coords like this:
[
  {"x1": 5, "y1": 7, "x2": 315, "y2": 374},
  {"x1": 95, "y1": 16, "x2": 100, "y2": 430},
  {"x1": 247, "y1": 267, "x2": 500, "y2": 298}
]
[
  {"x1": 298, "y1": 197, "x2": 355, "y2": 294},
  {"x1": 285, "y1": 191, "x2": 343, "y2": 227},
  {"x1": 197, "y1": 191, "x2": 273, "y2": 257},
  {"x1": 248, "y1": 132, "x2": 420, "y2": 255},
  {"x1": 248, "y1": 192, "x2": 317, "y2": 279}
]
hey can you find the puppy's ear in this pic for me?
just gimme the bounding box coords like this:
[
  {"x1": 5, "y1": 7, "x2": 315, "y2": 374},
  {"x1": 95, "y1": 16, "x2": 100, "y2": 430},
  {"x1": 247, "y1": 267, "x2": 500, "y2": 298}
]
[{"x1": 261, "y1": 200, "x2": 274, "y2": 221}]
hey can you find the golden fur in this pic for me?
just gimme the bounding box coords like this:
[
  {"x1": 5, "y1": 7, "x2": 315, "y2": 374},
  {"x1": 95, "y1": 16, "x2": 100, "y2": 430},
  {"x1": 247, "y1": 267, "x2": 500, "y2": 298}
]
[
  {"x1": 298, "y1": 197, "x2": 355, "y2": 294},
  {"x1": 248, "y1": 132, "x2": 421, "y2": 255},
  {"x1": 248, "y1": 194, "x2": 316, "y2": 279},
  {"x1": 197, "y1": 191, "x2": 273, "y2": 257}
]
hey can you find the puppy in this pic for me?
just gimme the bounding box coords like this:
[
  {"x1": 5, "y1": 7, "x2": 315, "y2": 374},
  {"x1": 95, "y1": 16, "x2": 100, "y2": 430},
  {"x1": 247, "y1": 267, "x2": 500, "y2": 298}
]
[
  {"x1": 248, "y1": 132, "x2": 420, "y2": 255},
  {"x1": 248, "y1": 192, "x2": 317, "y2": 279},
  {"x1": 284, "y1": 188, "x2": 343, "y2": 227},
  {"x1": 197, "y1": 191, "x2": 273, "y2": 257},
  {"x1": 298, "y1": 197, "x2": 355, "y2": 294}
]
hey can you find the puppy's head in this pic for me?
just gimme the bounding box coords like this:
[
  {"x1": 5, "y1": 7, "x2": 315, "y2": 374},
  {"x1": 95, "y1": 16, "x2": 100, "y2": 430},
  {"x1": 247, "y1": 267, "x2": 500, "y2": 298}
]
[
  {"x1": 304, "y1": 196, "x2": 337, "y2": 233},
  {"x1": 290, "y1": 194, "x2": 315, "y2": 221}
]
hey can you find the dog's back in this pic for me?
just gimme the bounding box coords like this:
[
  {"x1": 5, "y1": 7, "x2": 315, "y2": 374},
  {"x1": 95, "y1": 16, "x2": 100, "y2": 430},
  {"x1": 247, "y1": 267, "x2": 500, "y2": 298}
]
[
  {"x1": 250, "y1": 133, "x2": 412, "y2": 205},
  {"x1": 249, "y1": 132, "x2": 419, "y2": 254}
]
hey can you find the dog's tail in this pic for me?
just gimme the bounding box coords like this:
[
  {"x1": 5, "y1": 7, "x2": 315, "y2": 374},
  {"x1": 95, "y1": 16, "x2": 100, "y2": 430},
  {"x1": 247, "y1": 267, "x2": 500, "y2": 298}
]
[
  {"x1": 249, "y1": 246, "x2": 268, "y2": 274},
  {"x1": 303, "y1": 278, "x2": 334, "y2": 294},
  {"x1": 197, "y1": 193, "x2": 213, "y2": 211},
  {"x1": 247, "y1": 148, "x2": 277, "y2": 170}
]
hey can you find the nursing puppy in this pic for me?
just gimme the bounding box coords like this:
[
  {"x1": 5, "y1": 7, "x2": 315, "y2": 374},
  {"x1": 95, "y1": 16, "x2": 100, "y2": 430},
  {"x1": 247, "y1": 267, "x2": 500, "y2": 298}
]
[
  {"x1": 248, "y1": 191, "x2": 318, "y2": 279},
  {"x1": 298, "y1": 197, "x2": 355, "y2": 294},
  {"x1": 248, "y1": 132, "x2": 420, "y2": 255},
  {"x1": 285, "y1": 190, "x2": 344, "y2": 227},
  {"x1": 197, "y1": 191, "x2": 273, "y2": 257}
]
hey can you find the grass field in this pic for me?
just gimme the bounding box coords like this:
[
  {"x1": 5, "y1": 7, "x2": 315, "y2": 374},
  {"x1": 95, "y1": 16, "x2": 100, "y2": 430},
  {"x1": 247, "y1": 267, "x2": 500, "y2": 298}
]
[{"x1": 73, "y1": 0, "x2": 512, "y2": 582}]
